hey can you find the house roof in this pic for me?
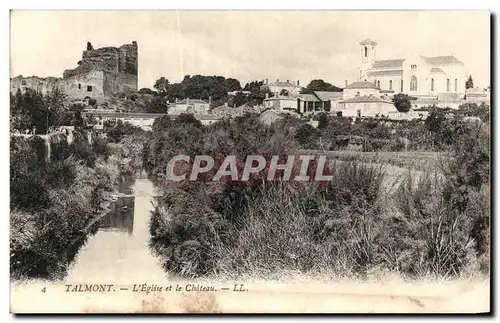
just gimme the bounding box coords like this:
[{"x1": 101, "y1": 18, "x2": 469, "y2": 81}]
[
  {"x1": 372, "y1": 59, "x2": 405, "y2": 69},
  {"x1": 299, "y1": 94, "x2": 321, "y2": 102},
  {"x1": 367, "y1": 69, "x2": 403, "y2": 77},
  {"x1": 429, "y1": 67, "x2": 446, "y2": 74},
  {"x1": 264, "y1": 95, "x2": 298, "y2": 101},
  {"x1": 314, "y1": 91, "x2": 343, "y2": 101},
  {"x1": 359, "y1": 39, "x2": 378, "y2": 46},
  {"x1": 268, "y1": 81, "x2": 302, "y2": 88},
  {"x1": 340, "y1": 95, "x2": 392, "y2": 104},
  {"x1": 344, "y1": 81, "x2": 380, "y2": 90},
  {"x1": 421, "y1": 55, "x2": 464, "y2": 65}
]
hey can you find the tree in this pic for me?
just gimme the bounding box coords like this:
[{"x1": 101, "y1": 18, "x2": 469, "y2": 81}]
[
  {"x1": 154, "y1": 77, "x2": 170, "y2": 94},
  {"x1": 225, "y1": 78, "x2": 242, "y2": 92},
  {"x1": 466, "y1": 75, "x2": 474, "y2": 89},
  {"x1": 279, "y1": 89, "x2": 289, "y2": 96},
  {"x1": 301, "y1": 79, "x2": 342, "y2": 94},
  {"x1": 392, "y1": 93, "x2": 412, "y2": 112},
  {"x1": 242, "y1": 80, "x2": 273, "y2": 106},
  {"x1": 317, "y1": 113, "x2": 328, "y2": 129},
  {"x1": 232, "y1": 91, "x2": 247, "y2": 107}
]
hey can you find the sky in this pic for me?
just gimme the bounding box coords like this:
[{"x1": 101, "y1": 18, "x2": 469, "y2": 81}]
[{"x1": 10, "y1": 10, "x2": 491, "y2": 89}]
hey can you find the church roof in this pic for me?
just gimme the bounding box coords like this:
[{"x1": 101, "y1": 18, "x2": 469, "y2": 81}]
[
  {"x1": 429, "y1": 67, "x2": 445, "y2": 74},
  {"x1": 372, "y1": 59, "x2": 405, "y2": 69},
  {"x1": 421, "y1": 55, "x2": 464, "y2": 65},
  {"x1": 345, "y1": 81, "x2": 380, "y2": 90},
  {"x1": 367, "y1": 69, "x2": 403, "y2": 77}
]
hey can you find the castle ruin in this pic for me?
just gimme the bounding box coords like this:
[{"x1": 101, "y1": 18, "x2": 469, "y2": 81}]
[{"x1": 10, "y1": 41, "x2": 138, "y2": 102}]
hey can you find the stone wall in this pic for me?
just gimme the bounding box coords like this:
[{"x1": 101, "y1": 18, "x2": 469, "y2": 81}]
[
  {"x1": 10, "y1": 75, "x2": 61, "y2": 95},
  {"x1": 63, "y1": 41, "x2": 138, "y2": 78},
  {"x1": 61, "y1": 70, "x2": 106, "y2": 101},
  {"x1": 11, "y1": 41, "x2": 138, "y2": 102}
]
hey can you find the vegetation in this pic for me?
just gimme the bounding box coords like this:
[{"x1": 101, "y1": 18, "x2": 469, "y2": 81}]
[
  {"x1": 146, "y1": 109, "x2": 490, "y2": 280},
  {"x1": 10, "y1": 132, "x2": 119, "y2": 279},
  {"x1": 466, "y1": 75, "x2": 474, "y2": 89},
  {"x1": 300, "y1": 79, "x2": 342, "y2": 94},
  {"x1": 392, "y1": 93, "x2": 412, "y2": 112}
]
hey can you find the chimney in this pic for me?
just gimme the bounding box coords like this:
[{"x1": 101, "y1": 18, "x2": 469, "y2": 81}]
[
  {"x1": 266, "y1": 78, "x2": 268, "y2": 84},
  {"x1": 277, "y1": 79, "x2": 279, "y2": 82},
  {"x1": 224, "y1": 102, "x2": 228, "y2": 107},
  {"x1": 187, "y1": 98, "x2": 190, "y2": 105},
  {"x1": 175, "y1": 98, "x2": 179, "y2": 103},
  {"x1": 345, "y1": 80, "x2": 348, "y2": 87},
  {"x1": 265, "y1": 93, "x2": 269, "y2": 99},
  {"x1": 209, "y1": 95, "x2": 212, "y2": 105},
  {"x1": 287, "y1": 79, "x2": 290, "y2": 83},
  {"x1": 297, "y1": 80, "x2": 300, "y2": 86}
]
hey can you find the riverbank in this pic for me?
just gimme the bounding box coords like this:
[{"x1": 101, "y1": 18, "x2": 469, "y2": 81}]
[{"x1": 10, "y1": 134, "x2": 122, "y2": 280}]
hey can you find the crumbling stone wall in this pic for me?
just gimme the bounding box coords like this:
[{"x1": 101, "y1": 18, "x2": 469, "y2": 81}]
[
  {"x1": 10, "y1": 75, "x2": 61, "y2": 95},
  {"x1": 11, "y1": 41, "x2": 138, "y2": 102},
  {"x1": 63, "y1": 41, "x2": 138, "y2": 79}
]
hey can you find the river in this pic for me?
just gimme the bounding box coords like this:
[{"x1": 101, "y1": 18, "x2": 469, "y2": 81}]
[{"x1": 64, "y1": 177, "x2": 166, "y2": 284}]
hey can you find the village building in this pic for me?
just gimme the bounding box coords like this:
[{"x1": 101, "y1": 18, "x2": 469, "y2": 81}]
[
  {"x1": 358, "y1": 39, "x2": 467, "y2": 98},
  {"x1": 263, "y1": 91, "x2": 343, "y2": 115},
  {"x1": 168, "y1": 98, "x2": 210, "y2": 115},
  {"x1": 211, "y1": 103, "x2": 260, "y2": 118},
  {"x1": 10, "y1": 41, "x2": 138, "y2": 103},
  {"x1": 336, "y1": 81, "x2": 398, "y2": 118},
  {"x1": 261, "y1": 79, "x2": 303, "y2": 97}
]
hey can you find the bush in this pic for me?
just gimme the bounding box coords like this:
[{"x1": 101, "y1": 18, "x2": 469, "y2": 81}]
[{"x1": 10, "y1": 131, "x2": 119, "y2": 279}]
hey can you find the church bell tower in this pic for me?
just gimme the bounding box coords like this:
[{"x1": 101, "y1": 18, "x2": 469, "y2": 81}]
[{"x1": 359, "y1": 39, "x2": 377, "y2": 81}]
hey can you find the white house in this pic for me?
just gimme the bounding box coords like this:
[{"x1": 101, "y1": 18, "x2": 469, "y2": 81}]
[
  {"x1": 343, "y1": 81, "x2": 381, "y2": 100},
  {"x1": 168, "y1": 98, "x2": 210, "y2": 115},
  {"x1": 262, "y1": 79, "x2": 302, "y2": 97},
  {"x1": 338, "y1": 95, "x2": 397, "y2": 118}
]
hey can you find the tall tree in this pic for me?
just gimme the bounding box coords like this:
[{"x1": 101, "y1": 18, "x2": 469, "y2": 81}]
[
  {"x1": 466, "y1": 75, "x2": 474, "y2": 89},
  {"x1": 154, "y1": 77, "x2": 170, "y2": 94},
  {"x1": 301, "y1": 79, "x2": 342, "y2": 94},
  {"x1": 392, "y1": 93, "x2": 412, "y2": 112},
  {"x1": 225, "y1": 78, "x2": 242, "y2": 92}
]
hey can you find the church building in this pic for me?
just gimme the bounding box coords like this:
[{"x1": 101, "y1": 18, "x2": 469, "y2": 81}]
[{"x1": 358, "y1": 39, "x2": 466, "y2": 98}]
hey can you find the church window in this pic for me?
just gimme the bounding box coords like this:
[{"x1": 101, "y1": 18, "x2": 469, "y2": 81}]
[
  {"x1": 454, "y1": 78, "x2": 458, "y2": 92},
  {"x1": 389, "y1": 80, "x2": 393, "y2": 91},
  {"x1": 411, "y1": 64, "x2": 417, "y2": 69},
  {"x1": 364, "y1": 46, "x2": 368, "y2": 58},
  {"x1": 410, "y1": 76, "x2": 418, "y2": 91},
  {"x1": 78, "y1": 84, "x2": 81, "y2": 90},
  {"x1": 431, "y1": 78, "x2": 435, "y2": 92},
  {"x1": 446, "y1": 79, "x2": 450, "y2": 92},
  {"x1": 377, "y1": 80, "x2": 380, "y2": 88}
]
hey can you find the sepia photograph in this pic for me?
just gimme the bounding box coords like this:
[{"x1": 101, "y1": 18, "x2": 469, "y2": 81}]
[{"x1": 9, "y1": 10, "x2": 491, "y2": 314}]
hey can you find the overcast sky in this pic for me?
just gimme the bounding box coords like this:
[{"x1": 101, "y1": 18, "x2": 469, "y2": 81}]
[{"x1": 10, "y1": 10, "x2": 491, "y2": 89}]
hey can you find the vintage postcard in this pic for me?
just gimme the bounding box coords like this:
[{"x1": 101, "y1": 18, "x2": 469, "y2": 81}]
[{"x1": 9, "y1": 10, "x2": 491, "y2": 314}]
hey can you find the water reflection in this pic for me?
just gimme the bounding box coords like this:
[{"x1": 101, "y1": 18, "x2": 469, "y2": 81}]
[
  {"x1": 118, "y1": 174, "x2": 135, "y2": 195},
  {"x1": 99, "y1": 196, "x2": 135, "y2": 235}
]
